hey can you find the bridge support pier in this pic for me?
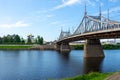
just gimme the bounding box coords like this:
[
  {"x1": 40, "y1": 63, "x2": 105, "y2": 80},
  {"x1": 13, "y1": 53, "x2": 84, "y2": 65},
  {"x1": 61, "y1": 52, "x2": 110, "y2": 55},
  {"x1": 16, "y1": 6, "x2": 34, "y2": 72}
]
[
  {"x1": 56, "y1": 43, "x2": 70, "y2": 52},
  {"x1": 60, "y1": 43, "x2": 70, "y2": 52},
  {"x1": 84, "y1": 39, "x2": 104, "y2": 58},
  {"x1": 55, "y1": 44, "x2": 60, "y2": 51}
]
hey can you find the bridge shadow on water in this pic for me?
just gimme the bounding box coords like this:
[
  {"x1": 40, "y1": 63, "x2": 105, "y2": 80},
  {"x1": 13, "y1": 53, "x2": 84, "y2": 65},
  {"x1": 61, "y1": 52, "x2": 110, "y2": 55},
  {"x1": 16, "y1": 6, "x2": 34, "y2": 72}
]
[
  {"x1": 57, "y1": 51, "x2": 105, "y2": 74},
  {"x1": 57, "y1": 51, "x2": 70, "y2": 60},
  {"x1": 83, "y1": 57, "x2": 104, "y2": 74}
]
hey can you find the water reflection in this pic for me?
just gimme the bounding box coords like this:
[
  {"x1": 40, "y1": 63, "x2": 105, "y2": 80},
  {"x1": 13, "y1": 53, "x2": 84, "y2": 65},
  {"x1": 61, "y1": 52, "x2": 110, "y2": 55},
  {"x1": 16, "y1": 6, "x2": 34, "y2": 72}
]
[
  {"x1": 60, "y1": 51, "x2": 70, "y2": 57},
  {"x1": 83, "y1": 57, "x2": 104, "y2": 73},
  {"x1": 57, "y1": 51, "x2": 70, "y2": 59},
  {"x1": 0, "y1": 50, "x2": 120, "y2": 79}
]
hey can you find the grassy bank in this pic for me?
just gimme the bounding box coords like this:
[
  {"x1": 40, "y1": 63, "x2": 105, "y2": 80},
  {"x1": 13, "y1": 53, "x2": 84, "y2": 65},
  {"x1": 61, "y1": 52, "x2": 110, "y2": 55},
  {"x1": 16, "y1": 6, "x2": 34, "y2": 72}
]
[
  {"x1": 0, "y1": 45, "x2": 33, "y2": 50},
  {"x1": 71, "y1": 44, "x2": 120, "y2": 50},
  {"x1": 64, "y1": 72, "x2": 112, "y2": 80}
]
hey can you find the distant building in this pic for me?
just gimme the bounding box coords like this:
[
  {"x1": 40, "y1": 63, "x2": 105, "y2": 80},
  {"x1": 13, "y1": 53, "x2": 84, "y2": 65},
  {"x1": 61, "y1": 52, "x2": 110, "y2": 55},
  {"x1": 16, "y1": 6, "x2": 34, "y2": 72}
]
[
  {"x1": 102, "y1": 40, "x2": 117, "y2": 45},
  {"x1": 27, "y1": 34, "x2": 34, "y2": 43},
  {"x1": 69, "y1": 41, "x2": 85, "y2": 45}
]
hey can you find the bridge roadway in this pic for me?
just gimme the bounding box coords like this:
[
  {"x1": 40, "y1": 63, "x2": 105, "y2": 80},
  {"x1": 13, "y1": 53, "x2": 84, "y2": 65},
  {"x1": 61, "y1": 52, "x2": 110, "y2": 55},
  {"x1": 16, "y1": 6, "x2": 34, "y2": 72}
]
[{"x1": 57, "y1": 28, "x2": 120, "y2": 44}]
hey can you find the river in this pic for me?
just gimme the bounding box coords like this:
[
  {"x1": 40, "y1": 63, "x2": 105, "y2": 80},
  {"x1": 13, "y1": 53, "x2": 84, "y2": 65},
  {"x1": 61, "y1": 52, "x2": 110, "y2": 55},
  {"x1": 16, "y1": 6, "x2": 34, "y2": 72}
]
[{"x1": 0, "y1": 50, "x2": 119, "y2": 80}]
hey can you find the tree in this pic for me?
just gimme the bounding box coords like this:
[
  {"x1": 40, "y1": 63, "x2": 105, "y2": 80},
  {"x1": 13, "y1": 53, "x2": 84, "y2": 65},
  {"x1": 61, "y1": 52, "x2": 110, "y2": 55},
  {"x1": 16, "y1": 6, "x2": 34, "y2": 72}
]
[
  {"x1": 40, "y1": 37, "x2": 43, "y2": 45},
  {"x1": 36, "y1": 36, "x2": 43, "y2": 45},
  {"x1": 21, "y1": 38, "x2": 25, "y2": 44},
  {"x1": 14, "y1": 35, "x2": 21, "y2": 44},
  {"x1": 0, "y1": 34, "x2": 44, "y2": 44},
  {"x1": 0, "y1": 37, "x2": 2, "y2": 44},
  {"x1": 7, "y1": 35, "x2": 13, "y2": 44},
  {"x1": 2, "y1": 36, "x2": 8, "y2": 44},
  {"x1": 37, "y1": 36, "x2": 41, "y2": 44}
]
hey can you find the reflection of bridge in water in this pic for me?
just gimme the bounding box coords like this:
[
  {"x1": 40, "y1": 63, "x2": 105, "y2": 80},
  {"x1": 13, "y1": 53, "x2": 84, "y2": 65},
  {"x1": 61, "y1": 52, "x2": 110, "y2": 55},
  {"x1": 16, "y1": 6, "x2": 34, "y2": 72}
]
[
  {"x1": 55, "y1": 7, "x2": 120, "y2": 58},
  {"x1": 83, "y1": 58, "x2": 104, "y2": 73},
  {"x1": 58, "y1": 51, "x2": 104, "y2": 74}
]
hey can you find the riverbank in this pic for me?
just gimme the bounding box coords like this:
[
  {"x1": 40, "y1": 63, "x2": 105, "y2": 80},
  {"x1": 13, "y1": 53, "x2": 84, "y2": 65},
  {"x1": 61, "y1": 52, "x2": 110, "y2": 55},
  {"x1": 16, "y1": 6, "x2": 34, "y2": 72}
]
[
  {"x1": 64, "y1": 72, "x2": 113, "y2": 80},
  {"x1": 0, "y1": 44, "x2": 120, "y2": 50},
  {"x1": 0, "y1": 45, "x2": 55, "y2": 50},
  {"x1": 0, "y1": 45, "x2": 33, "y2": 50}
]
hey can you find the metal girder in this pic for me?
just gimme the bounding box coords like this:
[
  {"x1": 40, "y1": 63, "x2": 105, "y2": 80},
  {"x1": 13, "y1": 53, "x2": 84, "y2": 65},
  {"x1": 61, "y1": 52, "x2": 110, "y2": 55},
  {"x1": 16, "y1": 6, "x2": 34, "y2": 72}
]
[
  {"x1": 59, "y1": 31, "x2": 71, "y2": 40},
  {"x1": 58, "y1": 14, "x2": 120, "y2": 41}
]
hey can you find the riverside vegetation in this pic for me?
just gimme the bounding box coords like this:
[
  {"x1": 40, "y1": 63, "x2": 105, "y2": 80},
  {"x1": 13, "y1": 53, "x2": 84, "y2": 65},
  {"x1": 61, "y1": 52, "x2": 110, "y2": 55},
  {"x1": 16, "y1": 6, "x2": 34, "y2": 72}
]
[
  {"x1": 64, "y1": 72, "x2": 113, "y2": 80},
  {"x1": 0, "y1": 34, "x2": 44, "y2": 49},
  {"x1": 71, "y1": 44, "x2": 120, "y2": 50},
  {"x1": 0, "y1": 34, "x2": 43, "y2": 45}
]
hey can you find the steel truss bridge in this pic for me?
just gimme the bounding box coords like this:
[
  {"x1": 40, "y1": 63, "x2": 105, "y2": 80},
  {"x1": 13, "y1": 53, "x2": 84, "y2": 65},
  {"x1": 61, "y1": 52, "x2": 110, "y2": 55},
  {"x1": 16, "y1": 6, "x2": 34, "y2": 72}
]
[{"x1": 56, "y1": 12, "x2": 120, "y2": 58}]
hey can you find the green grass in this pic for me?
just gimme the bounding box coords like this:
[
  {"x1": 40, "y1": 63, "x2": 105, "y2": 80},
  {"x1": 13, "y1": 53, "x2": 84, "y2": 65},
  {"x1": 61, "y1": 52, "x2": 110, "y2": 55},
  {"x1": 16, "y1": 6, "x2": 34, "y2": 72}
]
[
  {"x1": 0, "y1": 45, "x2": 33, "y2": 49},
  {"x1": 64, "y1": 72, "x2": 112, "y2": 80}
]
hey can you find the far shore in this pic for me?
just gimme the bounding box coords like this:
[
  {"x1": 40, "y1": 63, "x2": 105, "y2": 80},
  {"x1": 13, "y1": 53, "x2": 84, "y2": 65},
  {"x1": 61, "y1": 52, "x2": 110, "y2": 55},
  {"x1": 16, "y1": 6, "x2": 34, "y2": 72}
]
[{"x1": 0, "y1": 44, "x2": 120, "y2": 50}]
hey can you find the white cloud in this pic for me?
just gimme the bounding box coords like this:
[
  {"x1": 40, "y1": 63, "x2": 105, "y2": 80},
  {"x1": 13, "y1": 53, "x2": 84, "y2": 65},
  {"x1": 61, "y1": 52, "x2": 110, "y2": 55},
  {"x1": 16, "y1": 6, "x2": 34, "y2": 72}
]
[
  {"x1": 0, "y1": 21, "x2": 29, "y2": 28},
  {"x1": 53, "y1": 0, "x2": 95, "y2": 10},
  {"x1": 53, "y1": 0, "x2": 80, "y2": 10},
  {"x1": 85, "y1": 0, "x2": 95, "y2": 6}
]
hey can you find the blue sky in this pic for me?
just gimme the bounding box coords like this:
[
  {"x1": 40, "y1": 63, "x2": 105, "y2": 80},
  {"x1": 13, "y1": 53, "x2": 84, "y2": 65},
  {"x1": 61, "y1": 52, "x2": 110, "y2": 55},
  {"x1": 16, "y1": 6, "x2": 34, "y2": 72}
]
[{"x1": 0, "y1": 0, "x2": 120, "y2": 41}]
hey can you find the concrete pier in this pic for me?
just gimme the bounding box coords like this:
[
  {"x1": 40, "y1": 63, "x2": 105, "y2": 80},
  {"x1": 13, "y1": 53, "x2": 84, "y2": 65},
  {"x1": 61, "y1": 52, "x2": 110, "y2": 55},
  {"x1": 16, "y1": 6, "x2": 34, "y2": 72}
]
[
  {"x1": 60, "y1": 43, "x2": 70, "y2": 52},
  {"x1": 56, "y1": 43, "x2": 70, "y2": 52},
  {"x1": 84, "y1": 39, "x2": 104, "y2": 58},
  {"x1": 55, "y1": 44, "x2": 60, "y2": 51}
]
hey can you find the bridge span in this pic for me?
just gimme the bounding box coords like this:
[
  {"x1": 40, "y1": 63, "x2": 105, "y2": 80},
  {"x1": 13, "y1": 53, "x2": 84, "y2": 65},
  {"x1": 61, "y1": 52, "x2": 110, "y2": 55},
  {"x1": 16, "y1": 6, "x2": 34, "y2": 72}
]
[{"x1": 55, "y1": 11, "x2": 120, "y2": 58}]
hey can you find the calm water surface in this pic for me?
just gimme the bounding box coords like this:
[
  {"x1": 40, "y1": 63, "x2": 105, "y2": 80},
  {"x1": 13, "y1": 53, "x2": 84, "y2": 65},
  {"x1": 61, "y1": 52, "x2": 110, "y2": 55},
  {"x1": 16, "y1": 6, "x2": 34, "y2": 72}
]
[{"x1": 0, "y1": 50, "x2": 120, "y2": 80}]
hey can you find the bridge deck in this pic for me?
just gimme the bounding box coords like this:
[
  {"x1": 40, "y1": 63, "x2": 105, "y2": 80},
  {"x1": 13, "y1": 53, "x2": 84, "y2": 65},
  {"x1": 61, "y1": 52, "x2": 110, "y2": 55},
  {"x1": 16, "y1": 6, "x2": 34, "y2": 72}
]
[{"x1": 57, "y1": 28, "x2": 120, "y2": 44}]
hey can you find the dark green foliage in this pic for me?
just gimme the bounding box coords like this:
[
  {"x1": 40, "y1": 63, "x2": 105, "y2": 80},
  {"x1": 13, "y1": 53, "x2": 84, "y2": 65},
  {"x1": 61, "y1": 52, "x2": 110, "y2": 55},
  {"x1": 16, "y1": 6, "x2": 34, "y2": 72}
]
[
  {"x1": 40, "y1": 37, "x2": 43, "y2": 44},
  {"x1": 2, "y1": 36, "x2": 8, "y2": 44},
  {"x1": 14, "y1": 35, "x2": 21, "y2": 44},
  {"x1": 1, "y1": 34, "x2": 23, "y2": 44},
  {"x1": 21, "y1": 38, "x2": 25, "y2": 44},
  {"x1": 0, "y1": 37, "x2": 2, "y2": 44},
  {"x1": 36, "y1": 36, "x2": 43, "y2": 45},
  {"x1": 64, "y1": 72, "x2": 112, "y2": 80},
  {"x1": 102, "y1": 44, "x2": 120, "y2": 50},
  {"x1": 0, "y1": 34, "x2": 44, "y2": 45},
  {"x1": 71, "y1": 45, "x2": 84, "y2": 50},
  {"x1": 7, "y1": 35, "x2": 13, "y2": 44},
  {"x1": 71, "y1": 44, "x2": 120, "y2": 50}
]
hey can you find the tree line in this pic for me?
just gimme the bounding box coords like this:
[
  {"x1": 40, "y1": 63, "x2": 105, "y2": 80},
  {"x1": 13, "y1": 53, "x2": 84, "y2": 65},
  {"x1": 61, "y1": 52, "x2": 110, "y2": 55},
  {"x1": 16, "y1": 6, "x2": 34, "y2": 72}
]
[
  {"x1": 0, "y1": 34, "x2": 44, "y2": 45},
  {"x1": 71, "y1": 44, "x2": 120, "y2": 50}
]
